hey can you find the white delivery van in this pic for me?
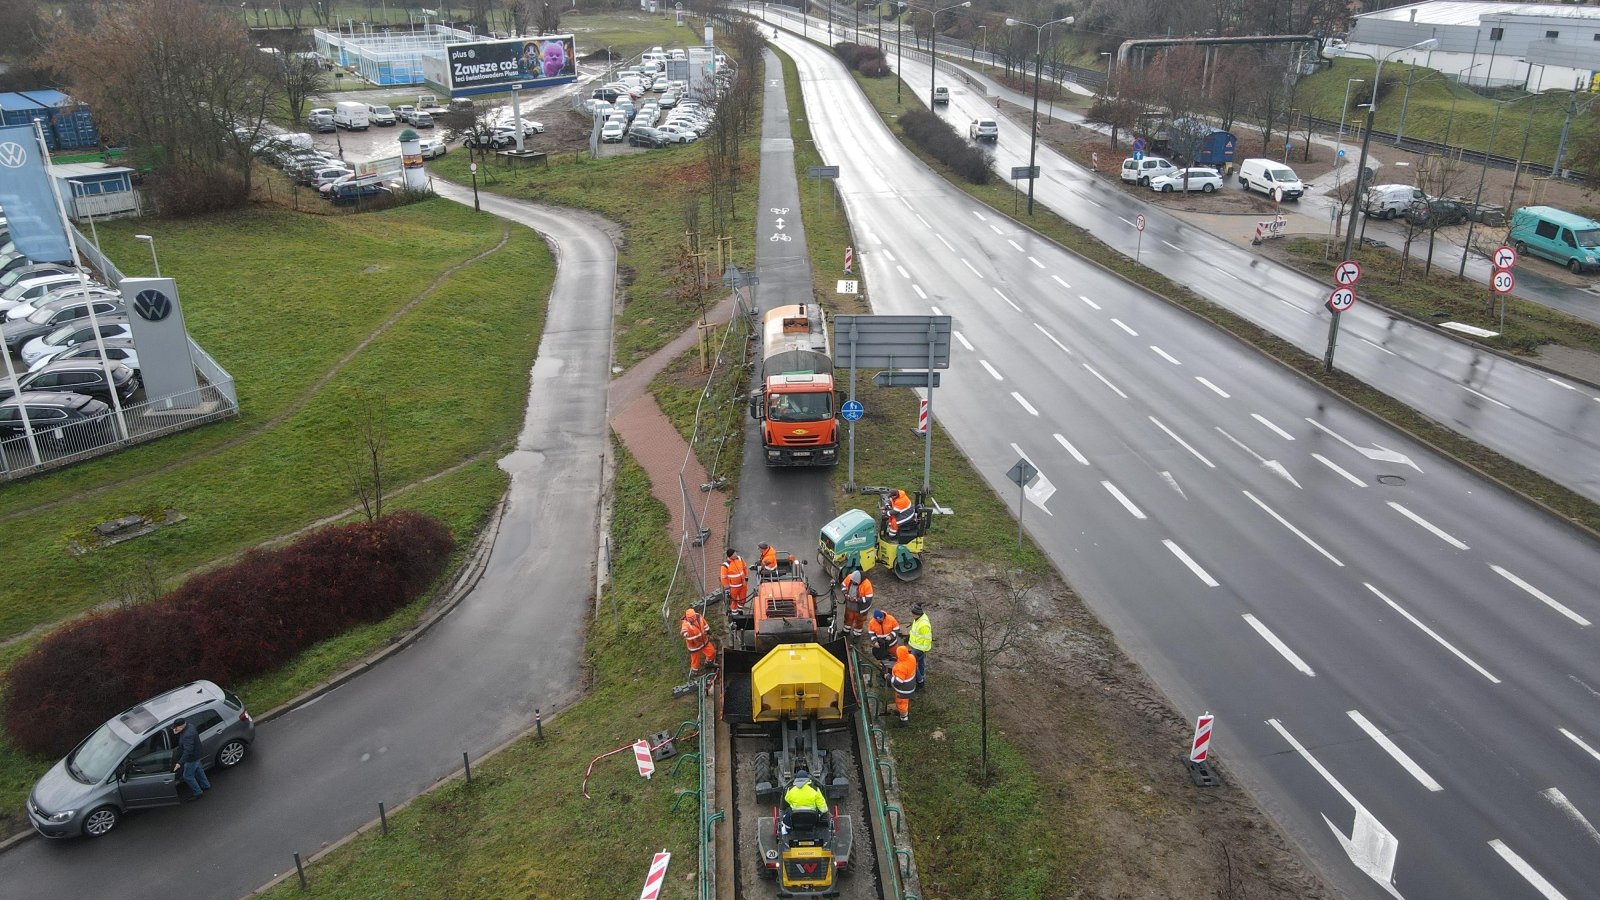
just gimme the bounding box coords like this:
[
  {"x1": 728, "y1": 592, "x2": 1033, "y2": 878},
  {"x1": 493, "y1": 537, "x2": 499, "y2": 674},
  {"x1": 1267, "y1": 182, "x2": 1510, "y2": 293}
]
[
  {"x1": 1363, "y1": 184, "x2": 1424, "y2": 219},
  {"x1": 334, "y1": 101, "x2": 369, "y2": 130},
  {"x1": 367, "y1": 103, "x2": 397, "y2": 126},
  {"x1": 1236, "y1": 157, "x2": 1304, "y2": 201}
]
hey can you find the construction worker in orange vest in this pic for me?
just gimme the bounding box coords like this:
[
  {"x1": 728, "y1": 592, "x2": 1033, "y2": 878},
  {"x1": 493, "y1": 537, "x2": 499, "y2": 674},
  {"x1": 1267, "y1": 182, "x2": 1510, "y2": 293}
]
[
  {"x1": 888, "y1": 645, "x2": 917, "y2": 723},
  {"x1": 680, "y1": 607, "x2": 717, "y2": 676},
  {"x1": 757, "y1": 542, "x2": 779, "y2": 580},
  {"x1": 839, "y1": 569, "x2": 874, "y2": 637},
  {"x1": 867, "y1": 608, "x2": 900, "y2": 668},
  {"x1": 884, "y1": 488, "x2": 917, "y2": 539},
  {"x1": 721, "y1": 548, "x2": 749, "y2": 615}
]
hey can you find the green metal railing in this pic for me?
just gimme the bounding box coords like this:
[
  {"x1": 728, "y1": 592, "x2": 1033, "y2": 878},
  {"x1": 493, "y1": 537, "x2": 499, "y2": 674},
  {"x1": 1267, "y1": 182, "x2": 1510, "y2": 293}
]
[{"x1": 848, "y1": 646, "x2": 921, "y2": 900}]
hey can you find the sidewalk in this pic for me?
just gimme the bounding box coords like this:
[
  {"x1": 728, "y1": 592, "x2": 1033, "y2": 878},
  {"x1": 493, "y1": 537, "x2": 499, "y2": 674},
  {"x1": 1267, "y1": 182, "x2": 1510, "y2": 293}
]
[{"x1": 608, "y1": 296, "x2": 737, "y2": 592}]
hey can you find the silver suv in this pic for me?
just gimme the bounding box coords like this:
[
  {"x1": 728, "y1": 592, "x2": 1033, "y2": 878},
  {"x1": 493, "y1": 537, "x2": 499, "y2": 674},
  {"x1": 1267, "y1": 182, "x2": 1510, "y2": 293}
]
[{"x1": 27, "y1": 680, "x2": 256, "y2": 838}]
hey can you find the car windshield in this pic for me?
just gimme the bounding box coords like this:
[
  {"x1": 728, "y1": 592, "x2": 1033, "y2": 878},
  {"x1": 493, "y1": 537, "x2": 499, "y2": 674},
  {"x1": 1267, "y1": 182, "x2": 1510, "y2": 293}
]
[
  {"x1": 1269, "y1": 168, "x2": 1296, "y2": 182},
  {"x1": 44, "y1": 323, "x2": 81, "y2": 345},
  {"x1": 26, "y1": 303, "x2": 68, "y2": 325},
  {"x1": 1575, "y1": 228, "x2": 1600, "y2": 249},
  {"x1": 768, "y1": 391, "x2": 832, "y2": 422},
  {"x1": 65, "y1": 722, "x2": 132, "y2": 784}
]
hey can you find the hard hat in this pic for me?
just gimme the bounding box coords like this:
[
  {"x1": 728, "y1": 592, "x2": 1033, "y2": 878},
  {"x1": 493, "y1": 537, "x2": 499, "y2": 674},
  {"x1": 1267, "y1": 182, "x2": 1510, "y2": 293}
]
[
  {"x1": 684, "y1": 608, "x2": 698, "y2": 619},
  {"x1": 873, "y1": 609, "x2": 885, "y2": 621},
  {"x1": 792, "y1": 770, "x2": 810, "y2": 785},
  {"x1": 911, "y1": 602, "x2": 925, "y2": 616}
]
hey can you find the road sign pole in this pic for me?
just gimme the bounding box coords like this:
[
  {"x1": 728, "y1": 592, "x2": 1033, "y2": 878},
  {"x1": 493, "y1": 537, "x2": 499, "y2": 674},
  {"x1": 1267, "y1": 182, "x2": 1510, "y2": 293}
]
[
  {"x1": 923, "y1": 321, "x2": 935, "y2": 494},
  {"x1": 1017, "y1": 477, "x2": 1025, "y2": 546},
  {"x1": 848, "y1": 327, "x2": 858, "y2": 492},
  {"x1": 1323, "y1": 309, "x2": 1344, "y2": 373}
]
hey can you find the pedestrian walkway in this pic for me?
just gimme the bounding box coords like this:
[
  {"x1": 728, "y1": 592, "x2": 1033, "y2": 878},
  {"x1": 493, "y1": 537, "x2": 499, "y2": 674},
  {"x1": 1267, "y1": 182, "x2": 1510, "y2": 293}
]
[{"x1": 608, "y1": 296, "x2": 737, "y2": 593}]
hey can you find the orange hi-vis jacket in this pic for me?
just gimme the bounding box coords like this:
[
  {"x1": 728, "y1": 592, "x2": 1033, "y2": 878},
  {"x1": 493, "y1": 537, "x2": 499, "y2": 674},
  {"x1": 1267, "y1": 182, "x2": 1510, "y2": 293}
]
[
  {"x1": 867, "y1": 612, "x2": 899, "y2": 641},
  {"x1": 680, "y1": 611, "x2": 710, "y2": 651},
  {"x1": 890, "y1": 646, "x2": 917, "y2": 698},
  {"x1": 721, "y1": 554, "x2": 748, "y2": 594},
  {"x1": 759, "y1": 545, "x2": 778, "y2": 571}
]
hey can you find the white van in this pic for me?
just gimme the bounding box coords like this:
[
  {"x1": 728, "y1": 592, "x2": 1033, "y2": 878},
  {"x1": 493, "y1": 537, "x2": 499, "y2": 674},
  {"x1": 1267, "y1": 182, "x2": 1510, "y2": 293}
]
[
  {"x1": 1119, "y1": 156, "x2": 1177, "y2": 185},
  {"x1": 932, "y1": 86, "x2": 950, "y2": 105},
  {"x1": 333, "y1": 101, "x2": 369, "y2": 131},
  {"x1": 1236, "y1": 157, "x2": 1304, "y2": 201},
  {"x1": 1363, "y1": 183, "x2": 1424, "y2": 219},
  {"x1": 367, "y1": 103, "x2": 397, "y2": 126}
]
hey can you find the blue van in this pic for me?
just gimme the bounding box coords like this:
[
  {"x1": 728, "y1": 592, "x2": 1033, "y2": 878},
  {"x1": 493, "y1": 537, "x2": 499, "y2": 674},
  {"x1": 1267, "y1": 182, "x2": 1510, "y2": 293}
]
[{"x1": 1508, "y1": 206, "x2": 1600, "y2": 273}]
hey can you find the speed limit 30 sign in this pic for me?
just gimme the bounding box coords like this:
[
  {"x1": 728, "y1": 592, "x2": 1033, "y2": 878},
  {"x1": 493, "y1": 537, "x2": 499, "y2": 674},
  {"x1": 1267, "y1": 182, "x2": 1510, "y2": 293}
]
[
  {"x1": 1327, "y1": 286, "x2": 1356, "y2": 313},
  {"x1": 1492, "y1": 270, "x2": 1515, "y2": 294},
  {"x1": 1493, "y1": 245, "x2": 1517, "y2": 270}
]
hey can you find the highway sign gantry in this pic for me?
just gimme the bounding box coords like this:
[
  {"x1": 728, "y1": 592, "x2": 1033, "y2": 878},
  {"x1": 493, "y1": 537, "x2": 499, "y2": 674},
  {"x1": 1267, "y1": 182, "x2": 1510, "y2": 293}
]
[
  {"x1": 1493, "y1": 245, "x2": 1517, "y2": 270},
  {"x1": 1327, "y1": 287, "x2": 1356, "y2": 313},
  {"x1": 1334, "y1": 260, "x2": 1362, "y2": 287},
  {"x1": 1492, "y1": 270, "x2": 1515, "y2": 294}
]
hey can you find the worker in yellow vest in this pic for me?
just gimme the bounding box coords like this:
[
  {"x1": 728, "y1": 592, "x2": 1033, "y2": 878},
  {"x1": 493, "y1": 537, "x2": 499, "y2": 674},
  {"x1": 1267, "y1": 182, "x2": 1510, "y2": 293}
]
[{"x1": 908, "y1": 602, "x2": 932, "y2": 689}]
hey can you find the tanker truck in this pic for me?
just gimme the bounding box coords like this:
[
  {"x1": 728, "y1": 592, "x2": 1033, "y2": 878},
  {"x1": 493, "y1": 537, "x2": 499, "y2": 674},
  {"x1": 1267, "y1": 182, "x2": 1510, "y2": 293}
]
[{"x1": 749, "y1": 304, "x2": 840, "y2": 467}]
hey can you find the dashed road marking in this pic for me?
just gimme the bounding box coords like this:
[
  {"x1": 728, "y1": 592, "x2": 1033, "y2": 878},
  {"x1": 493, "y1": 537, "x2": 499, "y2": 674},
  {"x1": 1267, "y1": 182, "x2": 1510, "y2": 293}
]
[
  {"x1": 1388, "y1": 502, "x2": 1469, "y2": 550},
  {"x1": 1491, "y1": 565, "x2": 1590, "y2": 626},
  {"x1": 1054, "y1": 433, "x2": 1089, "y2": 465},
  {"x1": 1028, "y1": 256, "x2": 1045, "y2": 268},
  {"x1": 912, "y1": 285, "x2": 928, "y2": 299},
  {"x1": 1149, "y1": 416, "x2": 1215, "y2": 468},
  {"x1": 1365, "y1": 582, "x2": 1501, "y2": 684},
  {"x1": 953, "y1": 330, "x2": 973, "y2": 351},
  {"x1": 961, "y1": 258, "x2": 984, "y2": 279},
  {"x1": 1245, "y1": 490, "x2": 1343, "y2": 566},
  {"x1": 1051, "y1": 275, "x2": 1070, "y2": 289},
  {"x1": 980, "y1": 360, "x2": 1004, "y2": 380},
  {"x1": 1312, "y1": 453, "x2": 1367, "y2": 487},
  {"x1": 1083, "y1": 363, "x2": 1128, "y2": 399},
  {"x1": 1011, "y1": 391, "x2": 1038, "y2": 415},
  {"x1": 1462, "y1": 385, "x2": 1510, "y2": 409},
  {"x1": 1163, "y1": 539, "x2": 1218, "y2": 587},
  {"x1": 1034, "y1": 323, "x2": 1072, "y2": 355},
  {"x1": 994, "y1": 288, "x2": 1021, "y2": 311},
  {"x1": 1196, "y1": 377, "x2": 1230, "y2": 398},
  {"x1": 1488, "y1": 840, "x2": 1568, "y2": 900},
  {"x1": 1348, "y1": 710, "x2": 1442, "y2": 791},
  {"x1": 1150, "y1": 346, "x2": 1181, "y2": 365},
  {"x1": 1101, "y1": 480, "x2": 1147, "y2": 519},
  {"x1": 1111, "y1": 318, "x2": 1138, "y2": 336},
  {"x1": 1252, "y1": 413, "x2": 1295, "y2": 441},
  {"x1": 1077, "y1": 294, "x2": 1101, "y2": 310},
  {"x1": 1243, "y1": 614, "x2": 1316, "y2": 676}
]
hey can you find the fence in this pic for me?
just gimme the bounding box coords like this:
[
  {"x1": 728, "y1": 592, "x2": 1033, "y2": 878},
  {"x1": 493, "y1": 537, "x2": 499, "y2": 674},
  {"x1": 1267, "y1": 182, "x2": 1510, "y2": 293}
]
[{"x1": 1, "y1": 379, "x2": 238, "y2": 480}]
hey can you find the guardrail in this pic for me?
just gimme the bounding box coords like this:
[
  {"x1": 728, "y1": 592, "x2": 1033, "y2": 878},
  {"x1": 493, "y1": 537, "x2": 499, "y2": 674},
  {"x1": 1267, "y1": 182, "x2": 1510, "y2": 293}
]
[{"x1": 849, "y1": 645, "x2": 922, "y2": 900}]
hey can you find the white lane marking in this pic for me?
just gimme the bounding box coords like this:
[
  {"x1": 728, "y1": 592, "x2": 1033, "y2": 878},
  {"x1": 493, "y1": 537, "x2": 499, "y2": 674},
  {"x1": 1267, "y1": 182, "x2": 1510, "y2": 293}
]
[
  {"x1": 1082, "y1": 364, "x2": 1128, "y2": 399},
  {"x1": 1365, "y1": 583, "x2": 1501, "y2": 684},
  {"x1": 1077, "y1": 294, "x2": 1101, "y2": 310},
  {"x1": 1100, "y1": 481, "x2": 1147, "y2": 519},
  {"x1": 1007, "y1": 239, "x2": 1024, "y2": 252},
  {"x1": 916, "y1": 214, "x2": 929, "y2": 227},
  {"x1": 1360, "y1": 337, "x2": 1398, "y2": 356},
  {"x1": 1161, "y1": 239, "x2": 1183, "y2": 252},
  {"x1": 1008, "y1": 442, "x2": 1055, "y2": 511},
  {"x1": 1386, "y1": 502, "x2": 1469, "y2": 550},
  {"x1": 1111, "y1": 318, "x2": 1138, "y2": 336},
  {"x1": 1561, "y1": 729, "x2": 1600, "y2": 765},
  {"x1": 1148, "y1": 416, "x2": 1215, "y2": 468},
  {"x1": 1279, "y1": 298, "x2": 1313, "y2": 316},
  {"x1": 1118, "y1": 216, "x2": 1135, "y2": 228},
  {"x1": 1549, "y1": 378, "x2": 1577, "y2": 391},
  {"x1": 1028, "y1": 256, "x2": 1045, "y2": 269},
  {"x1": 1244, "y1": 490, "x2": 1343, "y2": 566},
  {"x1": 979, "y1": 359, "x2": 1004, "y2": 380},
  {"x1": 972, "y1": 210, "x2": 987, "y2": 221},
  {"x1": 1216, "y1": 428, "x2": 1300, "y2": 487},
  {"x1": 929, "y1": 305, "x2": 944, "y2": 316},
  {"x1": 1305, "y1": 418, "x2": 1422, "y2": 472},
  {"x1": 936, "y1": 233, "x2": 954, "y2": 251},
  {"x1": 1160, "y1": 470, "x2": 1187, "y2": 498},
  {"x1": 896, "y1": 264, "x2": 911, "y2": 279},
  {"x1": 1034, "y1": 323, "x2": 1072, "y2": 355},
  {"x1": 1347, "y1": 710, "x2": 1442, "y2": 791},
  {"x1": 1150, "y1": 346, "x2": 1181, "y2": 365},
  {"x1": 1163, "y1": 539, "x2": 1218, "y2": 587},
  {"x1": 953, "y1": 330, "x2": 974, "y2": 351},
  {"x1": 990, "y1": 224, "x2": 1004, "y2": 235},
  {"x1": 1083, "y1": 197, "x2": 1103, "y2": 208},
  {"x1": 912, "y1": 284, "x2": 928, "y2": 299},
  {"x1": 1542, "y1": 787, "x2": 1600, "y2": 848},
  {"x1": 1252, "y1": 413, "x2": 1295, "y2": 441},
  {"x1": 1051, "y1": 275, "x2": 1070, "y2": 289},
  {"x1": 1491, "y1": 565, "x2": 1591, "y2": 627},
  {"x1": 1461, "y1": 385, "x2": 1511, "y2": 409},
  {"x1": 1243, "y1": 614, "x2": 1316, "y2": 676},
  {"x1": 899, "y1": 195, "x2": 914, "y2": 211},
  {"x1": 869, "y1": 233, "x2": 883, "y2": 245},
  {"x1": 1196, "y1": 376, "x2": 1230, "y2": 398},
  {"x1": 1053, "y1": 433, "x2": 1089, "y2": 465},
  {"x1": 1011, "y1": 392, "x2": 1039, "y2": 415},
  {"x1": 994, "y1": 288, "x2": 1021, "y2": 311},
  {"x1": 961, "y1": 258, "x2": 984, "y2": 279},
  {"x1": 882, "y1": 249, "x2": 897, "y2": 262},
  {"x1": 1211, "y1": 266, "x2": 1239, "y2": 281},
  {"x1": 1488, "y1": 840, "x2": 1569, "y2": 900},
  {"x1": 1267, "y1": 719, "x2": 1405, "y2": 898},
  {"x1": 1313, "y1": 453, "x2": 1367, "y2": 487}
]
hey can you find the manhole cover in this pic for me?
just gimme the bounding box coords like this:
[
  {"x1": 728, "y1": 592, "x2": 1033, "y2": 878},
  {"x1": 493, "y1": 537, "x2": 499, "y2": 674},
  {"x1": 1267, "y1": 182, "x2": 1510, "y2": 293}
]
[{"x1": 1377, "y1": 474, "x2": 1407, "y2": 486}]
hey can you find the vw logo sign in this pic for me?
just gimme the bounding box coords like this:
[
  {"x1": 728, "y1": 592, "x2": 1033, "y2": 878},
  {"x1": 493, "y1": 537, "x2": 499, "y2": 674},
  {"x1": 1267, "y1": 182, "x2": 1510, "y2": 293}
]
[
  {"x1": 133, "y1": 289, "x2": 172, "y2": 322},
  {"x1": 0, "y1": 141, "x2": 27, "y2": 169}
]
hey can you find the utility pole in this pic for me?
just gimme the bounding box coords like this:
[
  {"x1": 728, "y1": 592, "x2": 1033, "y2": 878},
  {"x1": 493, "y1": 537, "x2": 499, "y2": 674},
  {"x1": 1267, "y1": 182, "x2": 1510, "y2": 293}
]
[
  {"x1": 1552, "y1": 80, "x2": 1580, "y2": 177},
  {"x1": 1459, "y1": 100, "x2": 1508, "y2": 278},
  {"x1": 1394, "y1": 65, "x2": 1415, "y2": 145}
]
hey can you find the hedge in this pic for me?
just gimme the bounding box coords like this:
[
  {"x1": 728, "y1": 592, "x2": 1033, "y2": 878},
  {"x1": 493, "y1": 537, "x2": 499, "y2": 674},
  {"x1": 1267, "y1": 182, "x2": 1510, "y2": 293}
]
[
  {"x1": 834, "y1": 42, "x2": 890, "y2": 77},
  {"x1": 4, "y1": 511, "x2": 453, "y2": 758},
  {"x1": 899, "y1": 109, "x2": 993, "y2": 184}
]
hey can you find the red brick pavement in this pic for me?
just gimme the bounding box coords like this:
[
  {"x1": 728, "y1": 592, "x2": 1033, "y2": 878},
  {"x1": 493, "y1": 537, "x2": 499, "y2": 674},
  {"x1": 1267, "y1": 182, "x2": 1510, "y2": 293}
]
[{"x1": 609, "y1": 296, "x2": 738, "y2": 597}]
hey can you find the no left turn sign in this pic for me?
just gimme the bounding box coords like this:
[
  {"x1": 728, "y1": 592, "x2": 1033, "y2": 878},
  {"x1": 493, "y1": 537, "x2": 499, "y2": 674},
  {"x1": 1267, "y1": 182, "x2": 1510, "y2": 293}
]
[
  {"x1": 1334, "y1": 260, "x2": 1362, "y2": 287},
  {"x1": 1135, "y1": 214, "x2": 1146, "y2": 232},
  {"x1": 1327, "y1": 286, "x2": 1356, "y2": 313},
  {"x1": 1492, "y1": 270, "x2": 1515, "y2": 294},
  {"x1": 1493, "y1": 245, "x2": 1517, "y2": 270}
]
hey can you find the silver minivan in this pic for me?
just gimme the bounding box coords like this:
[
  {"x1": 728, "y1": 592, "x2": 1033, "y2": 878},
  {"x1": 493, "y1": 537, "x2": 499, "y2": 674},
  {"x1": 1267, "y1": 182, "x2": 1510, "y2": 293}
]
[{"x1": 27, "y1": 680, "x2": 256, "y2": 838}]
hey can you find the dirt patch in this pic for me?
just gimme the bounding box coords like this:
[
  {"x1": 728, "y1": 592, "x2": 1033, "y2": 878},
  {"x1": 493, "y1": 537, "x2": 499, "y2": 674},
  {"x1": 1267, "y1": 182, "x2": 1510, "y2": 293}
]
[{"x1": 878, "y1": 558, "x2": 1332, "y2": 899}]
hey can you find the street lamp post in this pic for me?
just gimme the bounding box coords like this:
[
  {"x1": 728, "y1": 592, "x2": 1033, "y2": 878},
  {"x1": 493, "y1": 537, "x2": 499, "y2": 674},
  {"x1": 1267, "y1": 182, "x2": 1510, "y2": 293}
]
[
  {"x1": 977, "y1": 24, "x2": 986, "y2": 64},
  {"x1": 1326, "y1": 37, "x2": 1437, "y2": 374},
  {"x1": 1006, "y1": 15, "x2": 1073, "y2": 215},
  {"x1": 134, "y1": 234, "x2": 161, "y2": 277},
  {"x1": 1460, "y1": 93, "x2": 1530, "y2": 276},
  {"x1": 928, "y1": 1, "x2": 970, "y2": 106},
  {"x1": 1335, "y1": 77, "x2": 1364, "y2": 163}
]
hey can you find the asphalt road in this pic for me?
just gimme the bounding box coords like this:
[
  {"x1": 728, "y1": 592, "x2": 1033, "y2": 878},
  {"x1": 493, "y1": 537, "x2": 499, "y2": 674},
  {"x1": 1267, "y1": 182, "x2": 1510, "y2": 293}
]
[
  {"x1": 767, "y1": 17, "x2": 1600, "y2": 900},
  {"x1": 0, "y1": 187, "x2": 615, "y2": 895}
]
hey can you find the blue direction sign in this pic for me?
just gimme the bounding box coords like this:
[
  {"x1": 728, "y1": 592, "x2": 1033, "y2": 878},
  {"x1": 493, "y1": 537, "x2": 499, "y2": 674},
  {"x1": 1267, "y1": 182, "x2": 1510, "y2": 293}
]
[
  {"x1": 1132, "y1": 150, "x2": 1144, "y2": 161},
  {"x1": 841, "y1": 399, "x2": 865, "y2": 422}
]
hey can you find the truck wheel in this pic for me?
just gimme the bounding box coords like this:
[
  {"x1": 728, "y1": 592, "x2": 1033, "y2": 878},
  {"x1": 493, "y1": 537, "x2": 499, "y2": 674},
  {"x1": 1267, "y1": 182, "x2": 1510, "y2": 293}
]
[{"x1": 754, "y1": 752, "x2": 772, "y2": 789}]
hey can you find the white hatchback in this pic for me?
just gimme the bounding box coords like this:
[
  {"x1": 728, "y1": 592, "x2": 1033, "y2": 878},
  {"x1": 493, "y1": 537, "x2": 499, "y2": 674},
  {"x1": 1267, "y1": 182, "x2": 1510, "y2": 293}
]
[{"x1": 1148, "y1": 167, "x2": 1222, "y2": 193}]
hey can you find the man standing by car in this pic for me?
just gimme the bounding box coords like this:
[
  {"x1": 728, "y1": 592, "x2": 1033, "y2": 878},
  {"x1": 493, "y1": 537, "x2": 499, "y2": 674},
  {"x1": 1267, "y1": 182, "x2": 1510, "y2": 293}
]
[{"x1": 171, "y1": 718, "x2": 209, "y2": 800}]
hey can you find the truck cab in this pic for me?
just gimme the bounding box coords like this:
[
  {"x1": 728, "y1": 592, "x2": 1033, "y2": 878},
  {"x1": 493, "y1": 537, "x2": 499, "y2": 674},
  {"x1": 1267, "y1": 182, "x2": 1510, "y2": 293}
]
[{"x1": 750, "y1": 305, "x2": 839, "y2": 466}]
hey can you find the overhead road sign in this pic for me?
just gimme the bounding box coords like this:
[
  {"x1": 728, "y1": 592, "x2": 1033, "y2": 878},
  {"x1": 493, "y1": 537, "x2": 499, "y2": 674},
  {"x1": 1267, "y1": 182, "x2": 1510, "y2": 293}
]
[
  {"x1": 874, "y1": 370, "x2": 943, "y2": 388},
  {"x1": 833, "y1": 315, "x2": 952, "y2": 369},
  {"x1": 807, "y1": 165, "x2": 840, "y2": 179}
]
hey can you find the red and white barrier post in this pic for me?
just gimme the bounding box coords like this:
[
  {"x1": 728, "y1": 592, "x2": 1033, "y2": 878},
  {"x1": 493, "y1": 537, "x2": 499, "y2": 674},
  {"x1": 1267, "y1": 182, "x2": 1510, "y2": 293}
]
[
  {"x1": 914, "y1": 398, "x2": 928, "y2": 436},
  {"x1": 1190, "y1": 712, "x2": 1213, "y2": 762},
  {"x1": 843, "y1": 246, "x2": 854, "y2": 273},
  {"x1": 638, "y1": 850, "x2": 671, "y2": 900},
  {"x1": 633, "y1": 739, "x2": 656, "y2": 779}
]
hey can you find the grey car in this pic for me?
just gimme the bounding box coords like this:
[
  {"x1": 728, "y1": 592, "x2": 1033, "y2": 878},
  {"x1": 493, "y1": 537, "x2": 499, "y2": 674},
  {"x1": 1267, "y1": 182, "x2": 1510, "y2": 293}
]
[
  {"x1": 3, "y1": 297, "x2": 125, "y2": 350},
  {"x1": 27, "y1": 680, "x2": 256, "y2": 838}
]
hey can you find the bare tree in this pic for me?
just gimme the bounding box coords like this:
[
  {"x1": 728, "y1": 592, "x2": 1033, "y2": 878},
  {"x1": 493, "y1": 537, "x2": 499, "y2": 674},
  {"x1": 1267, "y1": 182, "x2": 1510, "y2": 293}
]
[
  {"x1": 348, "y1": 398, "x2": 388, "y2": 523},
  {"x1": 112, "y1": 556, "x2": 164, "y2": 608},
  {"x1": 1414, "y1": 154, "x2": 1474, "y2": 278},
  {"x1": 279, "y1": 0, "x2": 308, "y2": 30},
  {"x1": 279, "y1": 51, "x2": 329, "y2": 126},
  {"x1": 947, "y1": 573, "x2": 1030, "y2": 782},
  {"x1": 533, "y1": 0, "x2": 560, "y2": 34}
]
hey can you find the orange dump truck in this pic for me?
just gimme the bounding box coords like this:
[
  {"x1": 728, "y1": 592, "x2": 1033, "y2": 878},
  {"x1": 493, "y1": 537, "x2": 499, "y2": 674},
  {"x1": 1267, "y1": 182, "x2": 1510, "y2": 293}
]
[{"x1": 749, "y1": 304, "x2": 839, "y2": 467}]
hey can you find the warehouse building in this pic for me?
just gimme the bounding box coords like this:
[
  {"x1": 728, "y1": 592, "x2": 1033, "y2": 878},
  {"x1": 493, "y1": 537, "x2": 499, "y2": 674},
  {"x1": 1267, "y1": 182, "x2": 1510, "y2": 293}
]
[{"x1": 1345, "y1": 1, "x2": 1600, "y2": 91}]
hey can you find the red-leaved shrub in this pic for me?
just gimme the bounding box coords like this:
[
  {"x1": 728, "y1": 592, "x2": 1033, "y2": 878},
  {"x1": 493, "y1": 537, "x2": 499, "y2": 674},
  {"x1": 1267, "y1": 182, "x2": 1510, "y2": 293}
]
[{"x1": 4, "y1": 511, "x2": 453, "y2": 758}]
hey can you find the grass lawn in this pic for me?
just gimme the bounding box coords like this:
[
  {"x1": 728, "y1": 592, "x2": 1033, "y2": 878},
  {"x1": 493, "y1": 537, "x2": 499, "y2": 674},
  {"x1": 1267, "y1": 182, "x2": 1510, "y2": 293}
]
[
  {"x1": 261, "y1": 443, "x2": 700, "y2": 900},
  {"x1": 0, "y1": 199, "x2": 550, "y2": 835},
  {"x1": 429, "y1": 105, "x2": 762, "y2": 369}
]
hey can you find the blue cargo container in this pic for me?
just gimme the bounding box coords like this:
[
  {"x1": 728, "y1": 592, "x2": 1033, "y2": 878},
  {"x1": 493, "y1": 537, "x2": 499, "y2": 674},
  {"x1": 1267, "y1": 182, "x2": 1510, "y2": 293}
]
[
  {"x1": 0, "y1": 92, "x2": 49, "y2": 134},
  {"x1": 18, "y1": 90, "x2": 99, "y2": 151}
]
